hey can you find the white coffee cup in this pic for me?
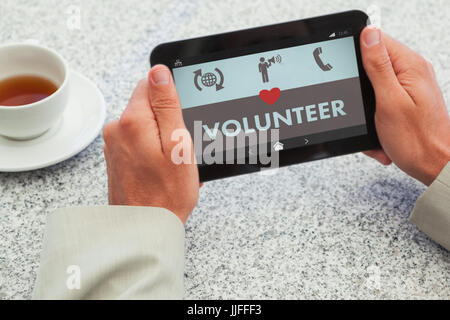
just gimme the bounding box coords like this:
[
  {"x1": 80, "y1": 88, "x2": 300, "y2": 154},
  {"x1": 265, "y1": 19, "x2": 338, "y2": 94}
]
[{"x1": 0, "y1": 43, "x2": 69, "y2": 140}]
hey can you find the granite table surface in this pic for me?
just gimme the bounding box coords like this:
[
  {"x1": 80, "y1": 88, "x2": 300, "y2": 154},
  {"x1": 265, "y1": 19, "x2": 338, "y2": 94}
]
[{"x1": 0, "y1": 0, "x2": 449, "y2": 300}]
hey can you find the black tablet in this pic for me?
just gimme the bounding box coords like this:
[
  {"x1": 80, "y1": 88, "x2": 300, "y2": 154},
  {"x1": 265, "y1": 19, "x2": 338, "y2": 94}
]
[{"x1": 150, "y1": 10, "x2": 379, "y2": 182}]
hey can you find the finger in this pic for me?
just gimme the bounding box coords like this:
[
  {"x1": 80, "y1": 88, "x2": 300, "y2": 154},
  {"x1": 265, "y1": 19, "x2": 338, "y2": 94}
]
[
  {"x1": 102, "y1": 119, "x2": 119, "y2": 146},
  {"x1": 119, "y1": 79, "x2": 161, "y2": 154},
  {"x1": 121, "y1": 79, "x2": 155, "y2": 121},
  {"x1": 382, "y1": 34, "x2": 416, "y2": 73},
  {"x1": 360, "y1": 26, "x2": 404, "y2": 97},
  {"x1": 200, "y1": 183, "x2": 204, "y2": 188},
  {"x1": 363, "y1": 149, "x2": 392, "y2": 165},
  {"x1": 126, "y1": 79, "x2": 152, "y2": 113},
  {"x1": 148, "y1": 64, "x2": 188, "y2": 155},
  {"x1": 383, "y1": 34, "x2": 441, "y2": 105},
  {"x1": 382, "y1": 34, "x2": 429, "y2": 76}
]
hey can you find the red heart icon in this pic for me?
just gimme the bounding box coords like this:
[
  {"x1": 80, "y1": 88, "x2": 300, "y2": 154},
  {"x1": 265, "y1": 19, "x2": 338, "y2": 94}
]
[{"x1": 259, "y1": 88, "x2": 281, "y2": 105}]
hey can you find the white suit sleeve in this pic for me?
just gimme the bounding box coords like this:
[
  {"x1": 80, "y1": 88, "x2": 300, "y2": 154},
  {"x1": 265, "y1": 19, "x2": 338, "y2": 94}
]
[
  {"x1": 32, "y1": 206, "x2": 185, "y2": 299},
  {"x1": 410, "y1": 162, "x2": 450, "y2": 250}
]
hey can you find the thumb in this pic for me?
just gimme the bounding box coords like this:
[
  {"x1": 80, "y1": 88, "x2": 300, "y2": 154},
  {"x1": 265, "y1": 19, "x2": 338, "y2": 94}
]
[
  {"x1": 148, "y1": 65, "x2": 188, "y2": 154},
  {"x1": 360, "y1": 26, "x2": 402, "y2": 97}
]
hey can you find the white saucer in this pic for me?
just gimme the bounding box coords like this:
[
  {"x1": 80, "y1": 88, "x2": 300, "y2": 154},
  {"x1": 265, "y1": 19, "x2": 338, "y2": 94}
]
[{"x1": 0, "y1": 71, "x2": 106, "y2": 172}]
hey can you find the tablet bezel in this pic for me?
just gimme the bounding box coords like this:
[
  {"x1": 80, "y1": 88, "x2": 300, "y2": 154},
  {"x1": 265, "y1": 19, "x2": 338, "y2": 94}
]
[{"x1": 150, "y1": 10, "x2": 379, "y2": 182}]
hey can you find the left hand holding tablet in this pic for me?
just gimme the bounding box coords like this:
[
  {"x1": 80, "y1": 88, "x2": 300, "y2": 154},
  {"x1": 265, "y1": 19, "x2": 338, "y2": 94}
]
[{"x1": 103, "y1": 65, "x2": 200, "y2": 224}]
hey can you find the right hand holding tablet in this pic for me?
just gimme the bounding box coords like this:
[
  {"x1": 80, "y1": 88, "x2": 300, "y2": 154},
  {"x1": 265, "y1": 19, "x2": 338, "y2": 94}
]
[{"x1": 360, "y1": 26, "x2": 450, "y2": 186}]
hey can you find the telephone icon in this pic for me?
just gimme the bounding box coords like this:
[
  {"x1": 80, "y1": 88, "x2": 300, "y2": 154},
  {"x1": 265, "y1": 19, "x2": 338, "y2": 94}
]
[{"x1": 313, "y1": 47, "x2": 333, "y2": 71}]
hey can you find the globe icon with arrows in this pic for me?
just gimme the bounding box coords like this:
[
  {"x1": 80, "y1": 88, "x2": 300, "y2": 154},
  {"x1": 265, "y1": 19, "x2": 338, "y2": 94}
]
[
  {"x1": 201, "y1": 72, "x2": 217, "y2": 87},
  {"x1": 193, "y1": 68, "x2": 225, "y2": 91}
]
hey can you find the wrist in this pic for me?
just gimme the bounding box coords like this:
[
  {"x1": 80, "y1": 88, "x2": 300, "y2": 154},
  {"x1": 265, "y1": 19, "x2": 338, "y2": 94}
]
[
  {"x1": 111, "y1": 197, "x2": 189, "y2": 225},
  {"x1": 418, "y1": 140, "x2": 450, "y2": 186}
]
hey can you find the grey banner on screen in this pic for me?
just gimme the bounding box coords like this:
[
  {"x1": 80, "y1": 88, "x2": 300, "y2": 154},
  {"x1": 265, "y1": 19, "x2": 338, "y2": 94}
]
[{"x1": 183, "y1": 77, "x2": 367, "y2": 142}]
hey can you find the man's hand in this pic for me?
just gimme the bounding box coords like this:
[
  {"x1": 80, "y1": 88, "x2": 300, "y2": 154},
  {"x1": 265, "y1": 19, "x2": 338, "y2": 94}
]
[
  {"x1": 103, "y1": 65, "x2": 199, "y2": 224},
  {"x1": 360, "y1": 26, "x2": 450, "y2": 186}
]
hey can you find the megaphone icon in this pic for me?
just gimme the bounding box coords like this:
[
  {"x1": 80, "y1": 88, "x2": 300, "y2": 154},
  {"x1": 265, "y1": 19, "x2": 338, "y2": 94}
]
[{"x1": 267, "y1": 55, "x2": 282, "y2": 66}]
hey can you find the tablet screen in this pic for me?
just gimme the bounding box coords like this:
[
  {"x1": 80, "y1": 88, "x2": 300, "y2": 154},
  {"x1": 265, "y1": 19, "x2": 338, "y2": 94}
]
[{"x1": 172, "y1": 35, "x2": 367, "y2": 162}]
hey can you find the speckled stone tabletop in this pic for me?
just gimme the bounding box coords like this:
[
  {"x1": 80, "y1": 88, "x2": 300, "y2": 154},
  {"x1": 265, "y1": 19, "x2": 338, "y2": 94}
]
[{"x1": 1, "y1": 0, "x2": 449, "y2": 300}]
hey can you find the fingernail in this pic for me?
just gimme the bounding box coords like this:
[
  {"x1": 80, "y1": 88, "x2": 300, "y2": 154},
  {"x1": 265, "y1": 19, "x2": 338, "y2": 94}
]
[
  {"x1": 363, "y1": 26, "x2": 381, "y2": 47},
  {"x1": 152, "y1": 67, "x2": 170, "y2": 85}
]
